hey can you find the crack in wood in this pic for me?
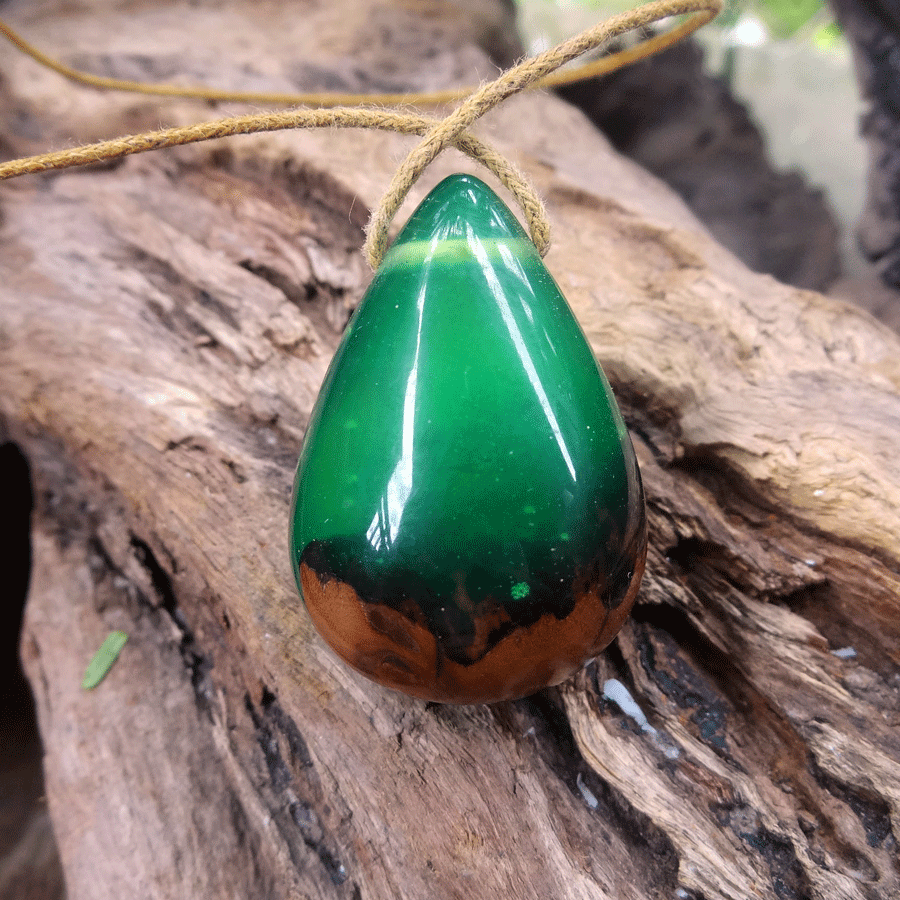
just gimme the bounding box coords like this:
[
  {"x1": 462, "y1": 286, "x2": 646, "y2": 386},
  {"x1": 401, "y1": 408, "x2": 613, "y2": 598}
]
[
  {"x1": 244, "y1": 688, "x2": 352, "y2": 887},
  {"x1": 129, "y1": 534, "x2": 213, "y2": 702}
]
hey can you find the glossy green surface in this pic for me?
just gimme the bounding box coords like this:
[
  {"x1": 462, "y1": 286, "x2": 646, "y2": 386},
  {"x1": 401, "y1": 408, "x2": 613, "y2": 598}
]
[{"x1": 290, "y1": 174, "x2": 644, "y2": 699}]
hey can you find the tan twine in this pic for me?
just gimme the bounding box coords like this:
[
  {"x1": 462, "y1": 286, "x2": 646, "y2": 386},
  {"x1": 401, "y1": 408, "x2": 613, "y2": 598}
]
[{"x1": 0, "y1": 0, "x2": 722, "y2": 269}]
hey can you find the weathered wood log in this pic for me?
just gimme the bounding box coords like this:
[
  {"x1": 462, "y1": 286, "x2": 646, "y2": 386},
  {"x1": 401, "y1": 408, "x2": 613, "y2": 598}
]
[{"x1": 1, "y1": 1, "x2": 898, "y2": 898}]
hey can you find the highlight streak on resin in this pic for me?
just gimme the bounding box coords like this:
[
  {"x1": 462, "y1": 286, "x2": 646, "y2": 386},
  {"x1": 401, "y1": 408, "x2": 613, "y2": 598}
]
[
  {"x1": 383, "y1": 236, "x2": 538, "y2": 270},
  {"x1": 290, "y1": 174, "x2": 647, "y2": 704}
]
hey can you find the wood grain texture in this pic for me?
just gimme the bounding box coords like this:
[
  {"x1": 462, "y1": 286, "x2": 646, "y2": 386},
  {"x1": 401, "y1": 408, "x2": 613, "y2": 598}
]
[{"x1": 1, "y1": 1, "x2": 898, "y2": 898}]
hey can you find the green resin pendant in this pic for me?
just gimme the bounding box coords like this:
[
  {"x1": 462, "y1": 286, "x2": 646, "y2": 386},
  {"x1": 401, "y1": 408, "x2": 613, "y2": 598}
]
[{"x1": 290, "y1": 174, "x2": 646, "y2": 704}]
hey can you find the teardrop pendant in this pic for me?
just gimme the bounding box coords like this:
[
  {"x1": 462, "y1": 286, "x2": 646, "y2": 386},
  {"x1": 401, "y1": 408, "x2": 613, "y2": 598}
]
[{"x1": 290, "y1": 174, "x2": 646, "y2": 704}]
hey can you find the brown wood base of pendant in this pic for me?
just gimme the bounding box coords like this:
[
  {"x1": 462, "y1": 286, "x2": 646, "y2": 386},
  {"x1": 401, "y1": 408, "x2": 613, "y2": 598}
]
[{"x1": 299, "y1": 538, "x2": 646, "y2": 704}]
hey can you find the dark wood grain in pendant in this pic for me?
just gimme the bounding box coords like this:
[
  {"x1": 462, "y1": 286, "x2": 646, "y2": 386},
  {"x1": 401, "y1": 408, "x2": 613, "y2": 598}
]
[{"x1": 298, "y1": 512, "x2": 646, "y2": 704}]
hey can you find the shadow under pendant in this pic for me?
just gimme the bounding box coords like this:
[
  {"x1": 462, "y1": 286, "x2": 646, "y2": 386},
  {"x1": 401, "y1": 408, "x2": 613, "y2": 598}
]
[{"x1": 290, "y1": 174, "x2": 646, "y2": 704}]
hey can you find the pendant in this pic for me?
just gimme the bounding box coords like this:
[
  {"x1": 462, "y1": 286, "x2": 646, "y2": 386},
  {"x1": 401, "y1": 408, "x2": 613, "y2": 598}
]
[{"x1": 290, "y1": 174, "x2": 646, "y2": 704}]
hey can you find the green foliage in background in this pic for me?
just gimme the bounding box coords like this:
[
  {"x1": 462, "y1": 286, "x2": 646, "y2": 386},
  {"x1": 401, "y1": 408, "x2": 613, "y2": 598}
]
[
  {"x1": 515, "y1": 0, "x2": 840, "y2": 47},
  {"x1": 755, "y1": 0, "x2": 826, "y2": 38}
]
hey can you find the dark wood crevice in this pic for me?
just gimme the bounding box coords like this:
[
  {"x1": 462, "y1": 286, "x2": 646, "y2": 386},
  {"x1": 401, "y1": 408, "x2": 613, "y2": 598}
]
[{"x1": 0, "y1": 439, "x2": 64, "y2": 900}]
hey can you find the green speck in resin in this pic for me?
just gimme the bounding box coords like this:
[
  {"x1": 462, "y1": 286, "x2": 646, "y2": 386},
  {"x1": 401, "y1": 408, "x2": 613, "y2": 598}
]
[{"x1": 290, "y1": 174, "x2": 646, "y2": 704}]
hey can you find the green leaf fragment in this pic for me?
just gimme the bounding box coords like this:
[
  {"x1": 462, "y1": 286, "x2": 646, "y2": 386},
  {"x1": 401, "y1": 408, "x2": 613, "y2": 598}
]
[{"x1": 82, "y1": 631, "x2": 129, "y2": 689}]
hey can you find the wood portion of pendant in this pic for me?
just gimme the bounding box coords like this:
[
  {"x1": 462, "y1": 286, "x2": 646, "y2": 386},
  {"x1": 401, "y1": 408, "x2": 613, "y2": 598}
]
[{"x1": 298, "y1": 509, "x2": 646, "y2": 704}]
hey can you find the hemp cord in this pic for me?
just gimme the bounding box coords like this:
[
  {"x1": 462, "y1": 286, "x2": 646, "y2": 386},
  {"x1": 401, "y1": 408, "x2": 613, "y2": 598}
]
[{"x1": 0, "y1": 0, "x2": 722, "y2": 269}]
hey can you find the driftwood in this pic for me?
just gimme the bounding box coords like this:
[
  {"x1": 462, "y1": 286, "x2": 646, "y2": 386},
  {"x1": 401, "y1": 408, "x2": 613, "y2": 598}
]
[{"x1": 2, "y1": 1, "x2": 899, "y2": 898}]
